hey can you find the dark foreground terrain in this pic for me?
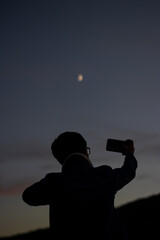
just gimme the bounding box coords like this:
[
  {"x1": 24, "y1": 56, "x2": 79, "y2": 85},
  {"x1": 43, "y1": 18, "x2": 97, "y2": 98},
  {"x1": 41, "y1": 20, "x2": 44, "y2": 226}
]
[
  {"x1": 117, "y1": 193, "x2": 160, "y2": 239},
  {"x1": 1, "y1": 193, "x2": 160, "y2": 240}
]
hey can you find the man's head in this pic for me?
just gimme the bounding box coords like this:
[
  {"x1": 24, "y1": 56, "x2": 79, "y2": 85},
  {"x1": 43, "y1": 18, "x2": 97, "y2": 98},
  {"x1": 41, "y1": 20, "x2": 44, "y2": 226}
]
[{"x1": 51, "y1": 132, "x2": 88, "y2": 164}]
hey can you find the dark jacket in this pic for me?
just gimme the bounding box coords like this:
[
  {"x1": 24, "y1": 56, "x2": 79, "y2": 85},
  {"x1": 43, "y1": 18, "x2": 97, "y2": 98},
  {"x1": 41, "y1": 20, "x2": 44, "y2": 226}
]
[{"x1": 22, "y1": 153, "x2": 137, "y2": 240}]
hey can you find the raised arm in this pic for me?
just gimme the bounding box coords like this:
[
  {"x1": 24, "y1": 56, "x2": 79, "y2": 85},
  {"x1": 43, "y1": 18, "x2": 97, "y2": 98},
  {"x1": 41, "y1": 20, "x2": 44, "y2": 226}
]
[{"x1": 113, "y1": 140, "x2": 138, "y2": 191}]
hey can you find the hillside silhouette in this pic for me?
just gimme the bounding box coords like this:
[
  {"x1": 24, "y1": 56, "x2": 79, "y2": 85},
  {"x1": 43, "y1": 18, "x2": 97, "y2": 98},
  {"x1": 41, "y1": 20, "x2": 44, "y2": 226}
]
[
  {"x1": 117, "y1": 193, "x2": 160, "y2": 239},
  {"x1": 1, "y1": 193, "x2": 159, "y2": 240}
]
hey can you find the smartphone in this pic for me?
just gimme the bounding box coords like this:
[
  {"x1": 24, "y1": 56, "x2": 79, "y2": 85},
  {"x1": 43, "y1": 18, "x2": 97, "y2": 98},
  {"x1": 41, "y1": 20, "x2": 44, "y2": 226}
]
[{"x1": 106, "y1": 139, "x2": 126, "y2": 153}]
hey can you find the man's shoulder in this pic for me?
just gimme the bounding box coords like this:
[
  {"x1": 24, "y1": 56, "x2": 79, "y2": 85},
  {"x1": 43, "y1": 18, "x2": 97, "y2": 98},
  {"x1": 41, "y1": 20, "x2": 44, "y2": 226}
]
[
  {"x1": 95, "y1": 165, "x2": 112, "y2": 171},
  {"x1": 94, "y1": 165, "x2": 113, "y2": 176},
  {"x1": 93, "y1": 165, "x2": 116, "y2": 188},
  {"x1": 44, "y1": 172, "x2": 62, "y2": 182}
]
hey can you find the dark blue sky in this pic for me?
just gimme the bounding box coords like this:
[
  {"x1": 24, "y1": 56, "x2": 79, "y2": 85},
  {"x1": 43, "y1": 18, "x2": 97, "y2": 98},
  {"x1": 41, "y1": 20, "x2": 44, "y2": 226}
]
[{"x1": 1, "y1": 0, "x2": 160, "y2": 236}]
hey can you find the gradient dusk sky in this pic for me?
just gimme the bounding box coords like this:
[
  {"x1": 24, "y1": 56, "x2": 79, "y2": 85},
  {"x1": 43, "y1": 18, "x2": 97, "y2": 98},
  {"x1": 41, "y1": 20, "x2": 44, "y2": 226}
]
[{"x1": 1, "y1": 0, "x2": 160, "y2": 237}]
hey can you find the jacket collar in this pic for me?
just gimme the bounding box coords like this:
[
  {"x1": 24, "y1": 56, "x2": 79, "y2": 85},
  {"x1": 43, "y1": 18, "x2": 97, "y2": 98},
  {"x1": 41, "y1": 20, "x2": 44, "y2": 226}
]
[{"x1": 62, "y1": 153, "x2": 93, "y2": 170}]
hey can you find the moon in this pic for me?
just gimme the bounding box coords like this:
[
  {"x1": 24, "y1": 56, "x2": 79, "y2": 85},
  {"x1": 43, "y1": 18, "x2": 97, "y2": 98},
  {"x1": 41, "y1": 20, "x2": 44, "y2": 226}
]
[{"x1": 77, "y1": 74, "x2": 83, "y2": 82}]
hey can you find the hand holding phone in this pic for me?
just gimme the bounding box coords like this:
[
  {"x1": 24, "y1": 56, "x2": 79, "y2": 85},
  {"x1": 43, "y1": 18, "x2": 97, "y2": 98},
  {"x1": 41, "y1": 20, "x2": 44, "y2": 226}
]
[{"x1": 106, "y1": 139, "x2": 135, "y2": 155}]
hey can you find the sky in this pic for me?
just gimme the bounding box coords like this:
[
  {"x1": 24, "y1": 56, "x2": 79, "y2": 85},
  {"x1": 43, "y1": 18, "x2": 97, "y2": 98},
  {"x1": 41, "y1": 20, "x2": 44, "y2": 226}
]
[{"x1": 1, "y1": 0, "x2": 160, "y2": 237}]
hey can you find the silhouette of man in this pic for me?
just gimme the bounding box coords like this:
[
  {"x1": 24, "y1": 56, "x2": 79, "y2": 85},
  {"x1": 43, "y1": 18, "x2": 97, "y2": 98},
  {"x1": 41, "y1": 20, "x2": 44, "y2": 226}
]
[{"x1": 22, "y1": 131, "x2": 137, "y2": 240}]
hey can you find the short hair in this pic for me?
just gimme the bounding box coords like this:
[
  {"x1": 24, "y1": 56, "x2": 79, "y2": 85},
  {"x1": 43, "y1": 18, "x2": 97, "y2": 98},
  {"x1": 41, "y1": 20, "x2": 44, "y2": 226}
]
[{"x1": 51, "y1": 132, "x2": 87, "y2": 163}]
